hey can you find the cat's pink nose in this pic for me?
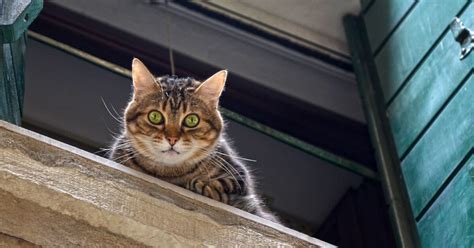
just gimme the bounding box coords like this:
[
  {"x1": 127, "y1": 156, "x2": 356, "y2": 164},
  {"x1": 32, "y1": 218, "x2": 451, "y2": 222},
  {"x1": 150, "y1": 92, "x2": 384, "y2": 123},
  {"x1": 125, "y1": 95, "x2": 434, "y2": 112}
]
[{"x1": 167, "y1": 137, "x2": 179, "y2": 146}]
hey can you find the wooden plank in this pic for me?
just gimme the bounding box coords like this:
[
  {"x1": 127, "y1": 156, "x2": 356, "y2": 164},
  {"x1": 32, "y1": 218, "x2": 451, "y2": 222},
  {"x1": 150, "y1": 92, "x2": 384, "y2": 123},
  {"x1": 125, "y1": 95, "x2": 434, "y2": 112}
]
[
  {"x1": 401, "y1": 75, "x2": 474, "y2": 217},
  {"x1": 375, "y1": 0, "x2": 467, "y2": 102},
  {"x1": 0, "y1": 120, "x2": 333, "y2": 247},
  {"x1": 0, "y1": 45, "x2": 10, "y2": 122},
  {"x1": 387, "y1": 3, "x2": 474, "y2": 157},
  {"x1": 0, "y1": 0, "x2": 39, "y2": 125},
  {"x1": 0, "y1": 0, "x2": 43, "y2": 44},
  {"x1": 0, "y1": 1, "x2": 31, "y2": 26},
  {"x1": 0, "y1": 43, "x2": 22, "y2": 124},
  {"x1": 417, "y1": 156, "x2": 474, "y2": 248},
  {"x1": 9, "y1": 33, "x2": 26, "y2": 117},
  {"x1": 363, "y1": 0, "x2": 414, "y2": 54},
  {"x1": 344, "y1": 15, "x2": 420, "y2": 248}
]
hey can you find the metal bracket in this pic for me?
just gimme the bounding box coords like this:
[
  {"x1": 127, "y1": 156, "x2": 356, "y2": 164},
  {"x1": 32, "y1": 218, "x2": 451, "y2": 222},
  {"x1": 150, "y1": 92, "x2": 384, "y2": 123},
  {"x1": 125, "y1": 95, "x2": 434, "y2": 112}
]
[{"x1": 450, "y1": 17, "x2": 474, "y2": 60}]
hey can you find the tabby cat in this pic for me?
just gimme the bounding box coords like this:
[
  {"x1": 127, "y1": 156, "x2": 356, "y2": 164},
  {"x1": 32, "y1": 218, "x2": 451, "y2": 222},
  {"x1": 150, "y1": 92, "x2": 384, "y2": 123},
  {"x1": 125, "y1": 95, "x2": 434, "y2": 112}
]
[{"x1": 109, "y1": 58, "x2": 278, "y2": 223}]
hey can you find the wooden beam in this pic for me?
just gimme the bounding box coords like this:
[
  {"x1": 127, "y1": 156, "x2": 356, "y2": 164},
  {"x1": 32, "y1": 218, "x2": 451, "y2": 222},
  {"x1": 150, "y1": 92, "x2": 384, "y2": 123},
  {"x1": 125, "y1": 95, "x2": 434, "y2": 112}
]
[
  {"x1": 0, "y1": 120, "x2": 333, "y2": 247},
  {"x1": 0, "y1": 0, "x2": 43, "y2": 125},
  {"x1": 343, "y1": 15, "x2": 420, "y2": 248}
]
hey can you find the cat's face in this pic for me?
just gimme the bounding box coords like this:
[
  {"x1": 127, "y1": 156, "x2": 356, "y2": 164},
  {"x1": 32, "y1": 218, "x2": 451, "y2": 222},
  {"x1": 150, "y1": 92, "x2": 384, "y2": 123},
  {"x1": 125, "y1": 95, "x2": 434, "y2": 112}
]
[{"x1": 124, "y1": 59, "x2": 226, "y2": 166}]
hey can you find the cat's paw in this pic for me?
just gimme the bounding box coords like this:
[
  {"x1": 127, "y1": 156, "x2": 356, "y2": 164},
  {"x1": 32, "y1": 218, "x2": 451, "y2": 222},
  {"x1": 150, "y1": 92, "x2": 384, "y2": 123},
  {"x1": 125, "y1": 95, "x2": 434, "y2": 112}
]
[{"x1": 189, "y1": 179, "x2": 229, "y2": 204}]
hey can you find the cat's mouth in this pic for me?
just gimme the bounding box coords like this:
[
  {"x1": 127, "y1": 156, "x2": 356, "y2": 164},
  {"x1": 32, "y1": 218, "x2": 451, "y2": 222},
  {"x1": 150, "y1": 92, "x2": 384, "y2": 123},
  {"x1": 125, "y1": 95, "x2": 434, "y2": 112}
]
[{"x1": 161, "y1": 148, "x2": 180, "y2": 155}]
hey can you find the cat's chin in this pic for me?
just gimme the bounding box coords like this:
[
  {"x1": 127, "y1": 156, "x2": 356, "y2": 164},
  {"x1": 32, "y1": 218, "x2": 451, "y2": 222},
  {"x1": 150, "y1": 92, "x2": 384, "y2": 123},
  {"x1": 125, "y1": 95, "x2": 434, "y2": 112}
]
[{"x1": 155, "y1": 150, "x2": 190, "y2": 167}]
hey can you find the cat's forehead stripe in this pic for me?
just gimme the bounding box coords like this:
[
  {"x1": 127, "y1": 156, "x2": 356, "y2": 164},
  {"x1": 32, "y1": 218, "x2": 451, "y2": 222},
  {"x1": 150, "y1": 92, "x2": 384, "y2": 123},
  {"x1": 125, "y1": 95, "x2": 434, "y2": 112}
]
[{"x1": 158, "y1": 76, "x2": 199, "y2": 111}]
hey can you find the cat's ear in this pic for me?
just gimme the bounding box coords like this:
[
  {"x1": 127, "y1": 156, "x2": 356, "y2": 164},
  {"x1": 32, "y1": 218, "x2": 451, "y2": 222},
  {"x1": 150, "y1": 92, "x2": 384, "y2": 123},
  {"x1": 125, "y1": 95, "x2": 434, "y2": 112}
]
[
  {"x1": 131, "y1": 58, "x2": 161, "y2": 96},
  {"x1": 195, "y1": 70, "x2": 227, "y2": 108}
]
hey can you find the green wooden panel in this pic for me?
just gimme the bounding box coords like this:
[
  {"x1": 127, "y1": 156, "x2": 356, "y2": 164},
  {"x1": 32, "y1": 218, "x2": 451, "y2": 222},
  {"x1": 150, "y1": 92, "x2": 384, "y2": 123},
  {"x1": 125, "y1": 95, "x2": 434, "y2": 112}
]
[
  {"x1": 0, "y1": 34, "x2": 26, "y2": 124},
  {"x1": 387, "y1": 3, "x2": 474, "y2": 157},
  {"x1": 344, "y1": 15, "x2": 421, "y2": 247},
  {"x1": 0, "y1": 0, "x2": 41, "y2": 125},
  {"x1": 375, "y1": 0, "x2": 467, "y2": 102},
  {"x1": 0, "y1": 45, "x2": 11, "y2": 121},
  {"x1": 363, "y1": 0, "x2": 414, "y2": 54},
  {"x1": 417, "y1": 156, "x2": 474, "y2": 248},
  {"x1": 0, "y1": 0, "x2": 43, "y2": 43},
  {"x1": 401, "y1": 75, "x2": 474, "y2": 217},
  {"x1": 10, "y1": 33, "x2": 26, "y2": 116}
]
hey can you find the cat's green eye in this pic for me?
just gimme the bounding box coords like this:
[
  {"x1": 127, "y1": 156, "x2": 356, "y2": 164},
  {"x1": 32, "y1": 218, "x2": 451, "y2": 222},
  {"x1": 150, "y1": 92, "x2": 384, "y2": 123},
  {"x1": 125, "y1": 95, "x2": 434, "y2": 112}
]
[
  {"x1": 148, "y1": 111, "x2": 164, "y2": 125},
  {"x1": 183, "y1": 114, "x2": 200, "y2": 128}
]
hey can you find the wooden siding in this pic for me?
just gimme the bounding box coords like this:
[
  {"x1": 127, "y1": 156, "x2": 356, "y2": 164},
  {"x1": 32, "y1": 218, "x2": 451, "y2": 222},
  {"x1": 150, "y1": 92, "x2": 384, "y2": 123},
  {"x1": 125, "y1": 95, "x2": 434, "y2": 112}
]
[
  {"x1": 358, "y1": 1, "x2": 474, "y2": 247},
  {"x1": 417, "y1": 156, "x2": 473, "y2": 248},
  {"x1": 0, "y1": 35, "x2": 26, "y2": 125},
  {"x1": 387, "y1": 3, "x2": 474, "y2": 157},
  {"x1": 402, "y1": 75, "x2": 473, "y2": 217},
  {"x1": 0, "y1": 0, "x2": 42, "y2": 124},
  {"x1": 363, "y1": 0, "x2": 414, "y2": 53},
  {"x1": 374, "y1": 0, "x2": 466, "y2": 102}
]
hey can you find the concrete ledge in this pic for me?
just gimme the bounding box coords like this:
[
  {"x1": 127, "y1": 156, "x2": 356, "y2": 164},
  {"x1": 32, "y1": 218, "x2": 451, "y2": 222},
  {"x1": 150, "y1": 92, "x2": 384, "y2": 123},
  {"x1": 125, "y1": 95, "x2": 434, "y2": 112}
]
[
  {"x1": 0, "y1": 233, "x2": 38, "y2": 247},
  {"x1": 0, "y1": 121, "x2": 333, "y2": 247}
]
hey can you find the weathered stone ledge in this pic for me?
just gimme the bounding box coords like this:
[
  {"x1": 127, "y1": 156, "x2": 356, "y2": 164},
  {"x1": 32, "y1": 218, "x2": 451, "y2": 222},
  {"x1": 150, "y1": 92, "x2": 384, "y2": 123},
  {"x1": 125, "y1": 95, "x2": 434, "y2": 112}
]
[{"x1": 0, "y1": 120, "x2": 333, "y2": 247}]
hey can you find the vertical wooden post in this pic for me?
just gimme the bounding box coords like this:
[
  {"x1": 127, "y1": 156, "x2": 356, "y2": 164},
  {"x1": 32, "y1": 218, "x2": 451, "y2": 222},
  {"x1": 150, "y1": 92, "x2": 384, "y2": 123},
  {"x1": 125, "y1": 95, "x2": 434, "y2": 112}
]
[
  {"x1": 343, "y1": 15, "x2": 421, "y2": 248},
  {"x1": 0, "y1": 0, "x2": 43, "y2": 125}
]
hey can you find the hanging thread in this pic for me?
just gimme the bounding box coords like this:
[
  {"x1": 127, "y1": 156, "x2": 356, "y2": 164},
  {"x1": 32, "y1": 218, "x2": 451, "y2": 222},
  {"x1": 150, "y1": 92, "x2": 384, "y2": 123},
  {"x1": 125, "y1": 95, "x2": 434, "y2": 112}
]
[{"x1": 164, "y1": 0, "x2": 176, "y2": 75}]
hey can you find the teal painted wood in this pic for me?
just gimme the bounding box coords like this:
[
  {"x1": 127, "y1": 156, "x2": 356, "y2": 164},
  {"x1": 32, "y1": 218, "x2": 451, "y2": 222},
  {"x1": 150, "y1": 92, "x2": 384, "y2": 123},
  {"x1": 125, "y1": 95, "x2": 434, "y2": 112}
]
[
  {"x1": 387, "y1": 3, "x2": 474, "y2": 157},
  {"x1": 0, "y1": 0, "x2": 43, "y2": 43},
  {"x1": 401, "y1": 75, "x2": 474, "y2": 217},
  {"x1": 417, "y1": 155, "x2": 474, "y2": 248},
  {"x1": 350, "y1": 0, "x2": 474, "y2": 246},
  {"x1": 363, "y1": 0, "x2": 414, "y2": 54},
  {"x1": 0, "y1": 0, "x2": 42, "y2": 125},
  {"x1": 10, "y1": 33, "x2": 27, "y2": 114},
  {"x1": 0, "y1": 44, "x2": 12, "y2": 122},
  {"x1": 344, "y1": 15, "x2": 421, "y2": 248},
  {"x1": 375, "y1": 0, "x2": 467, "y2": 103},
  {"x1": 0, "y1": 36, "x2": 26, "y2": 124}
]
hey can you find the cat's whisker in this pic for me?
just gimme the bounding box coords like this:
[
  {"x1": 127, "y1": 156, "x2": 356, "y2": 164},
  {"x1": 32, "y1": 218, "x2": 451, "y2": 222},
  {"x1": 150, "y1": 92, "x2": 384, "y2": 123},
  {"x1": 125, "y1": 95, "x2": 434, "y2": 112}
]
[
  {"x1": 113, "y1": 149, "x2": 138, "y2": 163},
  {"x1": 196, "y1": 147, "x2": 242, "y2": 180},
  {"x1": 208, "y1": 154, "x2": 244, "y2": 187},
  {"x1": 116, "y1": 151, "x2": 139, "y2": 165},
  {"x1": 117, "y1": 153, "x2": 138, "y2": 165},
  {"x1": 100, "y1": 117, "x2": 123, "y2": 140},
  {"x1": 101, "y1": 97, "x2": 123, "y2": 124},
  {"x1": 213, "y1": 155, "x2": 243, "y2": 181},
  {"x1": 213, "y1": 155, "x2": 239, "y2": 175},
  {"x1": 213, "y1": 150, "x2": 257, "y2": 162},
  {"x1": 104, "y1": 145, "x2": 131, "y2": 156},
  {"x1": 112, "y1": 143, "x2": 133, "y2": 149},
  {"x1": 95, "y1": 142, "x2": 132, "y2": 156},
  {"x1": 93, "y1": 148, "x2": 110, "y2": 155},
  {"x1": 208, "y1": 157, "x2": 233, "y2": 178},
  {"x1": 109, "y1": 103, "x2": 122, "y2": 118},
  {"x1": 198, "y1": 146, "x2": 256, "y2": 163},
  {"x1": 113, "y1": 152, "x2": 134, "y2": 162},
  {"x1": 208, "y1": 159, "x2": 241, "y2": 191}
]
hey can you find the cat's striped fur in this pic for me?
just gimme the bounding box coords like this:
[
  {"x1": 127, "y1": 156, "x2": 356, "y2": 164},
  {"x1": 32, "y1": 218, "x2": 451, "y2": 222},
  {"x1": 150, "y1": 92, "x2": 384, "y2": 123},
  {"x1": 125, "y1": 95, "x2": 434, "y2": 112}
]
[{"x1": 109, "y1": 59, "x2": 278, "y2": 223}]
